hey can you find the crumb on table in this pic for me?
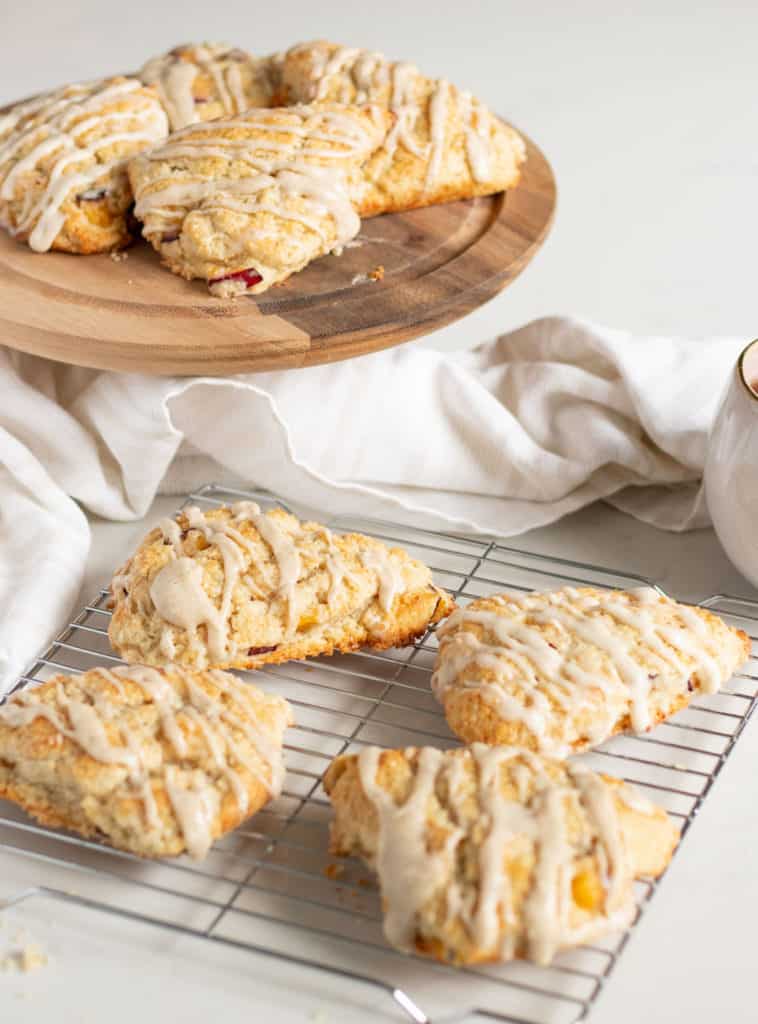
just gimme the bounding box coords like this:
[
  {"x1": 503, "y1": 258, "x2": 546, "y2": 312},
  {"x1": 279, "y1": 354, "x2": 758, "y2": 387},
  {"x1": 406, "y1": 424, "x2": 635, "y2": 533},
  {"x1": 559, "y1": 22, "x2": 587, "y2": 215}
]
[{"x1": 1, "y1": 943, "x2": 48, "y2": 972}]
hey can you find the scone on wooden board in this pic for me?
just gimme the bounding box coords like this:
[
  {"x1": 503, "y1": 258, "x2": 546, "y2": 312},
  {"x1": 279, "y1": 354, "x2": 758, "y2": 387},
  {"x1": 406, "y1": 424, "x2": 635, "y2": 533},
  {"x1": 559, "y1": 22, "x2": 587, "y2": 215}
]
[
  {"x1": 324, "y1": 744, "x2": 679, "y2": 966},
  {"x1": 0, "y1": 665, "x2": 293, "y2": 859},
  {"x1": 128, "y1": 102, "x2": 391, "y2": 295},
  {"x1": 432, "y1": 586, "x2": 750, "y2": 756},
  {"x1": 276, "y1": 40, "x2": 526, "y2": 216},
  {"x1": 139, "y1": 42, "x2": 281, "y2": 131},
  {"x1": 0, "y1": 77, "x2": 168, "y2": 253},
  {"x1": 108, "y1": 502, "x2": 454, "y2": 671}
]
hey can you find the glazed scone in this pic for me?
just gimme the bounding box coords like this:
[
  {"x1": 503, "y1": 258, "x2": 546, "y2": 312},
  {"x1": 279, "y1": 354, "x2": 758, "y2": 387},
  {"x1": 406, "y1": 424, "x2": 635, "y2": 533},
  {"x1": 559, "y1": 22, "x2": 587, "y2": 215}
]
[
  {"x1": 0, "y1": 77, "x2": 168, "y2": 253},
  {"x1": 277, "y1": 40, "x2": 526, "y2": 216},
  {"x1": 432, "y1": 587, "x2": 750, "y2": 756},
  {"x1": 128, "y1": 102, "x2": 391, "y2": 295},
  {"x1": 0, "y1": 665, "x2": 293, "y2": 859},
  {"x1": 324, "y1": 744, "x2": 678, "y2": 965},
  {"x1": 140, "y1": 42, "x2": 280, "y2": 130},
  {"x1": 108, "y1": 501, "x2": 454, "y2": 670}
]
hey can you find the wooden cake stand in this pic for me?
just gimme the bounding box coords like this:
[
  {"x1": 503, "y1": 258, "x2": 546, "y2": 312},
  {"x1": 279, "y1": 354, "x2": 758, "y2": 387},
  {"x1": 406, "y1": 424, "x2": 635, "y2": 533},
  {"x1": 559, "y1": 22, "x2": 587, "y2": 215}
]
[{"x1": 0, "y1": 129, "x2": 555, "y2": 375}]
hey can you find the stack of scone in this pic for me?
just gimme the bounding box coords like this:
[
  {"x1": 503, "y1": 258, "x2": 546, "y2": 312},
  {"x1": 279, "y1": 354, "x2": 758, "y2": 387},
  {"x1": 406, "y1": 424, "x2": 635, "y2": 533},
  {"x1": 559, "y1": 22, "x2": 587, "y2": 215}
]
[
  {"x1": 0, "y1": 40, "x2": 526, "y2": 294},
  {"x1": 0, "y1": 496, "x2": 750, "y2": 970}
]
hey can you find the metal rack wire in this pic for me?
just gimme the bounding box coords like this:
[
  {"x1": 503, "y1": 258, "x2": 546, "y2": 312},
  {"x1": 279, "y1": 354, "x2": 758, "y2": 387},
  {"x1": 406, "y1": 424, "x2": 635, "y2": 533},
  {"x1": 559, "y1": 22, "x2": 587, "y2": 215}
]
[{"x1": 1, "y1": 482, "x2": 756, "y2": 1023}]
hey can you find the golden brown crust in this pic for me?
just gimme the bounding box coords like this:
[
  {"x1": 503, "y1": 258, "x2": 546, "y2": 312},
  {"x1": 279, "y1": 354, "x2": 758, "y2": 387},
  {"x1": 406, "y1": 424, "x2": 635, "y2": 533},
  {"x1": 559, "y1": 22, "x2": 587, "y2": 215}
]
[
  {"x1": 277, "y1": 40, "x2": 526, "y2": 216},
  {"x1": 0, "y1": 77, "x2": 168, "y2": 254},
  {"x1": 127, "y1": 102, "x2": 391, "y2": 293},
  {"x1": 0, "y1": 666, "x2": 292, "y2": 859},
  {"x1": 107, "y1": 503, "x2": 455, "y2": 671},
  {"x1": 433, "y1": 587, "x2": 750, "y2": 756},
  {"x1": 324, "y1": 746, "x2": 679, "y2": 965}
]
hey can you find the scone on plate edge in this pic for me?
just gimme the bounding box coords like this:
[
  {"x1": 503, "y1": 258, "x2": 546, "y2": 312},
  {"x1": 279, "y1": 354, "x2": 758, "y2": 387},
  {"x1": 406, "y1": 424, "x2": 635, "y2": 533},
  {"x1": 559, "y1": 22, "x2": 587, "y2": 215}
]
[
  {"x1": 432, "y1": 586, "x2": 750, "y2": 756},
  {"x1": 324, "y1": 744, "x2": 679, "y2": 965},
  {"x1": 0, "y1": 77, "x2": 168, "y2": 253},
  {"x1": 128, "y1": 102, "x2": 392, "y2": 296},
  {"x1": 108, "y1": 501, "x2": 455, "y2": 671},
  {"x1": 0, "y1": 665, "x2": 293, "y2": 859},
  {"x1": 277, "y1": 39, "x2": 527, "y2": 216}
]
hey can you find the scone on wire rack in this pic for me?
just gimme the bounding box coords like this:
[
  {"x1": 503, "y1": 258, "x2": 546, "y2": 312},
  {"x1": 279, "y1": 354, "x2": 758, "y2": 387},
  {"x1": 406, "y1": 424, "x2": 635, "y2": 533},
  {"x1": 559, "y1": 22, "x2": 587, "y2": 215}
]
[
  {"x1": 127, "y1": 102, "x2": 391, "y2": 296},
  {"x1": 0, "y1": 665, "x2": 293, "y2": 860},
  {"x1": 432, "y1": 586, "x2": 750, "y2": 756},
  {"x1": 139, "y1": 42, "x2": 281, "y2": 131},
  {"x1": 107, "y1": 502, "x2": 454, "y2": 671},
  {"x1": 0, "y1": 77, "x2": 168, "y2": 253},
  {"x1": 276, "y1": 40, "x2": 527, "y2": 216},
  {"x1": 324, "y1": 744, "x2": 679, "y2": 966}
]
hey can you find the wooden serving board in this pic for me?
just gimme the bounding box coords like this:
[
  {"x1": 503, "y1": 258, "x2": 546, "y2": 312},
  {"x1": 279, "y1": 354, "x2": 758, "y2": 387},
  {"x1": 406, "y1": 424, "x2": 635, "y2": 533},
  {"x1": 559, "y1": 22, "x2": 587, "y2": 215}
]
[{"x1": 0, "y1": 131, "x2": 555, "y2": 376}]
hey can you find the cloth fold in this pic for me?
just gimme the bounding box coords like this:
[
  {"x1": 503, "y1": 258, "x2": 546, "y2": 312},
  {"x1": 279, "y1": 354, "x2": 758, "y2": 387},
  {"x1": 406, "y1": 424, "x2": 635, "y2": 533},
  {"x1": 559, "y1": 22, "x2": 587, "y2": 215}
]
[{"x1": 0, "y1": 316, "x2": 743, "y2": 693}]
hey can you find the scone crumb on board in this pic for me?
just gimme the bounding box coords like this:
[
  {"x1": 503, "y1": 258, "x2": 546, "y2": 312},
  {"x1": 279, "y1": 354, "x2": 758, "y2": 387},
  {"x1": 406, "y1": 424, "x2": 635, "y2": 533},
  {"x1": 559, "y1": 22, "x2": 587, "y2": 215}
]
[
  {"x1": 351, "y1": 265, "x2": 384, "y2": 285},
  {"x1": 109, "y1": 250, "x2": 129, "y2": 263},
  {"x1": 323, "y1": 862, "x2": 345, "y2": 881}
]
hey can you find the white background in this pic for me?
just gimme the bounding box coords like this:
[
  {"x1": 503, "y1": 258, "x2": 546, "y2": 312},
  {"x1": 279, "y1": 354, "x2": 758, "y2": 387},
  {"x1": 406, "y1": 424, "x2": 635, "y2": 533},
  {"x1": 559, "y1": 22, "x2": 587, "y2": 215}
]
[{"x1": 1, "y1": 2, "x2": 757, "y2": 1021}]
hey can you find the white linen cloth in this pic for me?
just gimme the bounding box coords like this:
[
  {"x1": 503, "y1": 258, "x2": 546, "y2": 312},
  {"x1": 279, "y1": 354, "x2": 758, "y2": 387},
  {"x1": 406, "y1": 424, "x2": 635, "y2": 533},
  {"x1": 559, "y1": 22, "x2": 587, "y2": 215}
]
[{"x1": 0, "y1": 316, "x2": 745, "y2": 693}]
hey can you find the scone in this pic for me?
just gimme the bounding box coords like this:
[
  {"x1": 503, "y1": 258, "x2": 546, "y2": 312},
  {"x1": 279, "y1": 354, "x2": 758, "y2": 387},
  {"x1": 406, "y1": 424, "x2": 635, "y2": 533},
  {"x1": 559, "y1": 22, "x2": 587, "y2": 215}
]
[
  {"x1": 140, "y1": 42, "x2": 280, "y2": 130},
  {"x1": 0, "y1": 77, "x2": 168, "y2": 253},
  {"x1": 432, "y1": 587, "x2": 750, "y2": 756},
  {"x1": 0, "y1": 665, "x2": 293, "y2": 859},
  {"x1": 277, "y1": 40, "x2": 526, "y2": 216},
  {"x1": 108, "y1": 501, "x2": 455, "y2": 670},
  {"x1": 324, "y1": 744, "x2": 678, "y2": 965},
  {"x1": 128, "y1": 102, "x2": 391, "y2": 295}
]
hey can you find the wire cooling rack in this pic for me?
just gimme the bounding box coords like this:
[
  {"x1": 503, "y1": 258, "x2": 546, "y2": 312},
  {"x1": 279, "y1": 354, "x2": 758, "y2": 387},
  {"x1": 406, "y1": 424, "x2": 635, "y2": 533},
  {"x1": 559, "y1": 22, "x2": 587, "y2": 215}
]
[{"x1": 1, "y1": 482, "x2": 757, "y2": 1023}]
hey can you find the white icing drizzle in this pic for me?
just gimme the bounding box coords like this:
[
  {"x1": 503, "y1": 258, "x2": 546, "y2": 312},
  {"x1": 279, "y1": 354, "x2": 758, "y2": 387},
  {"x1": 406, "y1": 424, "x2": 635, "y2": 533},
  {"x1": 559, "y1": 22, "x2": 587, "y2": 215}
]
[
  {"x1": 433, "y1": 587, "x2": 729, "y2": 748},
  {"x1": 310, "y1": 524, "x2": 361, "y2": 604},
  {"x1": 459, "y1": 91, "x2": 493, "y2": 182},
  {"x1": 149, "y1": 557, "x2": 227, "y2": 662},
  {"x1": 0, "y1": 78, "x2": 168, "y2": 252},
  {"x1": 615, "y1": 781, "x2": 656, "y2": 816},
  {"x1": 286, "y1": 44, "x2": 495, "y2": 186},
  {"x1": 355, "y1": 745, "x2": 639, "y2": 964},
  {"x1": 140, "y1": 44, "x2": 255, "y2": 131},
  {"x1": 425, "y1": 79, "x2": 449, "y2": 189},
  {"x1": 361, "y1": 548, "x2": 401, "y2": 613},
  {"x1": 165, "y1": 767, "x2": 219, "y2": 860},
  {"x1": 158, "y1": 517, "x2": 183, "y2": 548},
  {"x1": 232, "y1": 501, "x2": 301, "y2": 631},
  {"x1": 132, "y1": 104, "x2": 379, "y2": 271},
  {"x1": 358, "y1": 746, "x2": 459, "y2": 950},
  {"x1": 0, "y1": 665, "x2": 289, "y2": 859}
]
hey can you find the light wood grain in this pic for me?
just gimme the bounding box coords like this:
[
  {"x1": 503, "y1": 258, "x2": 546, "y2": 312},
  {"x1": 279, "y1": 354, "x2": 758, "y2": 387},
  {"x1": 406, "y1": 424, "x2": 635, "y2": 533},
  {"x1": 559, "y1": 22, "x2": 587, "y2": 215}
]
[{"x1": 0, "y1": 129, "x2": 555, "y2": 376}]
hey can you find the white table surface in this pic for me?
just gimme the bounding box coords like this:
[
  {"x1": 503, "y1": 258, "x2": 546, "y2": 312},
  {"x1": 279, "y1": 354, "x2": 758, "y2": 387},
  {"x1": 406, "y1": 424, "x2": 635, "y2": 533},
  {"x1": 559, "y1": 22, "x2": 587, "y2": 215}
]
[{"x1": 2, "y1": 2, "x2": 757, "y2": 1020}]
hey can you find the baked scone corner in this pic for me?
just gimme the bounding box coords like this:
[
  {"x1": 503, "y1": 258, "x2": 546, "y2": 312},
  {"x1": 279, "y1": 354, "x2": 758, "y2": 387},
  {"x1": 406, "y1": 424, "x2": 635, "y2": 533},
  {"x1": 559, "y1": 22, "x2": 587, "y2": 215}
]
[
  {"x1": 433, "y1": 586, "x2": 750, "y2": 756},
  {"x1": 325, "y1": 744, "x2": 679, "y2": 965},
  {"x1": 0, "y1": 665, "x2": 293, "y2": 859},
  {"x1": 108, "y1": 502, "x2": 455, "y2": 671}
]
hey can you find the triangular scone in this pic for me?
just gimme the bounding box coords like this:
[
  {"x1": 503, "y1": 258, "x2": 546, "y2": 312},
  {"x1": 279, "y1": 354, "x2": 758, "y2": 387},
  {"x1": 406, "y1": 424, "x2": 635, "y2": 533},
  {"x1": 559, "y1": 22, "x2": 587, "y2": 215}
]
[
  {"x1": 433, "y1": 587, "x2": 750, "y2": 756},
  {"x1": 128, "y1": 102, "x2": 391, "y2": 296},
  {"x1": 108, "y1": 502, "x2": 454, "y2": 670},
  {"x1": 276, "y1": 40, "x2": 526, "y2": 216},
  {"x1": 324, "y1": 744, "x2": 678, "y2": 965},
  {"x1": 0, "y1": 666, "x2": 292, "y2": 860},
  {"x1": 0, "y1": 77, "x2": 168, "y2": 253},
  {"x1": 139, "y1": 42, "x2": 281, "y2": 130}
]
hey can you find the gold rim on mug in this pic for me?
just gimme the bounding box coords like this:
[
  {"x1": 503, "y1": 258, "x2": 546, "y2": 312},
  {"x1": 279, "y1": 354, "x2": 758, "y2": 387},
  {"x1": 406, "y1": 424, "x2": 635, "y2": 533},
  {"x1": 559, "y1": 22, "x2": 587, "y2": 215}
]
[{"x1": 738, "y1": 337, "x2": 758, "y2": 400}]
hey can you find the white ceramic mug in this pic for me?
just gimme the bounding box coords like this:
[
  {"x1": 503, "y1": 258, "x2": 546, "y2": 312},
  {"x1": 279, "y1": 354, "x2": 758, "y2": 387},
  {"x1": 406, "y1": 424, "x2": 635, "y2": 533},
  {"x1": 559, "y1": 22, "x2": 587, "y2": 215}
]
[{"x1": 705, "y1": 338, "x2": 758, "y2": 588}]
